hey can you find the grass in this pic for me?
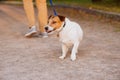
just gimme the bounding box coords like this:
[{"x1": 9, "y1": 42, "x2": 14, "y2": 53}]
[
  {"x1": 1, "y1": 0, "x2": 120, "y2": 13},
  {"x1": 52, "y1": 0, "x2": 120, "y2": 13}
]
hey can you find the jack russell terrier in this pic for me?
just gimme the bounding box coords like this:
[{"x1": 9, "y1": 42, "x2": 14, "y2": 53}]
[{"x1": 45, "y1": 15, "x2": 83, "y2": 61}]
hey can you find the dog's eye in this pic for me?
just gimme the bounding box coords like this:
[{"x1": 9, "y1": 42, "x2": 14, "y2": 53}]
[{"x1": 52, "y1": 21, "x2": 57, "y2": 24}]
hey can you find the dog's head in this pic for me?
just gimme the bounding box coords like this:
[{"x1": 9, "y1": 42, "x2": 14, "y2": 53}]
[{"x1": 45, "y1": 15, "x2": 65, "y2": 33}]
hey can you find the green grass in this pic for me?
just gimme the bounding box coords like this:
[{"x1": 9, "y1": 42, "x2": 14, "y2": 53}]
[
  {"x1": 1, "y1": 0, "x2": 120, "y2": 13},
  {"x1": 52, "y1": 0, "x2": 120, "y2": 13}
]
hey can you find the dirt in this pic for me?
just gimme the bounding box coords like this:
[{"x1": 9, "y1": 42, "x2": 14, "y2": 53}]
[{"x1": 0, "y1": 4, "x2": 120, "y2": 80}]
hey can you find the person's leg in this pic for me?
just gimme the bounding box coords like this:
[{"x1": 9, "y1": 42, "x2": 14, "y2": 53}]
[
  {"x1": 36, "y1": 0, "x2": 48, "y2": 37},
  {"x1": 23, "y1": 0, "x2": 37, "y2": 37}
]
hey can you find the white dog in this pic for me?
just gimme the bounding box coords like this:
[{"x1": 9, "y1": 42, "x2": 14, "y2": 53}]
[{"x1": 45, "y1": 15, "x2": 83, "y2": 61}]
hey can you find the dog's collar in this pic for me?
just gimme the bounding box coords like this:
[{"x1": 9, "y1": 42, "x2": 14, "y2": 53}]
[
  {"x1": 63, "y1": 21, "x2": 66, "y2": 28},
  {"x1": 57, "y1": 21, "x2": 66, "y2": 37},
  {"x1": 58, "y1": 21, "x2": 66, "y2": 32}
]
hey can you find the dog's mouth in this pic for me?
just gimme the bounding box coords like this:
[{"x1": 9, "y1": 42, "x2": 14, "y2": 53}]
[
  {"x1": 46, "y1": 28, "x2": 56, "y2": 33},
  {"x1": 46, "y1": 30, "x2": 53, "y2": 33}
]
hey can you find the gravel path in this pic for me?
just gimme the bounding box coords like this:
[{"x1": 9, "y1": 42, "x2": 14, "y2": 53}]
[{"x1": 0, "y1": 4, "x2": 120, "y2": 80}]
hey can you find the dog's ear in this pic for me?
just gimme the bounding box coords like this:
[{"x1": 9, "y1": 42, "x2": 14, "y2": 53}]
[
  {"x1": 58, "y1": 15, "x2": 65, "y2": 22},
  {"x1": 48, "y1": 15, "x2": 53, "y2": 19},
  {"x1": 48, "y1": 15, "x2": 54, "y2": 23}
]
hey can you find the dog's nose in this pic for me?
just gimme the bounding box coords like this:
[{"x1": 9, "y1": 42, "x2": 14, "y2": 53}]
[{"x1": 45, "y1": 27, "x2": 48, "y2": 31}]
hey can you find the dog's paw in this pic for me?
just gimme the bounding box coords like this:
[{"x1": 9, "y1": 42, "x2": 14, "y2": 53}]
[
  {"x1": 71, "y1": 55, "x2": 76, "y2": 61},
  {"x1": 59, "y1": 56, "x2": 65, "y2": 60}
]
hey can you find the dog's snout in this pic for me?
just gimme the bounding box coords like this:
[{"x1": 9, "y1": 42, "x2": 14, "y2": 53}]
[{"x1": 45, "y1": 27, "x2": 48, "y2": 31}]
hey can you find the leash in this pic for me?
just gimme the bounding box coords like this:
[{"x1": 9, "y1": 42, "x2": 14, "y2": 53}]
[{"x1": 49, "y1": 0, "x2": 58, "y2": 16}]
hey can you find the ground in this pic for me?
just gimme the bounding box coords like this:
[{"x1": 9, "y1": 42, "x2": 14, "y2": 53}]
[{"x1": 0, "y1": 4, "x2": 120, "y2": 80}]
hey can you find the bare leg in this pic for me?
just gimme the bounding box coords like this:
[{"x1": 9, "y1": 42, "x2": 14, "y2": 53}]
[
  {"x1": 23, "y1": 0, "x2": 35, "y2": 27},
  {"x1": 36, "y1": 0, "x2": 48, "y2": 33}
]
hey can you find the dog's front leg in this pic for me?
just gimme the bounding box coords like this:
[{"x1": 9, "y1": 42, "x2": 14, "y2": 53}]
[
  {"x1": 71, "y1": 42, "x2": 79, "y2": 61},
  {"x1": 59, "y1": 43, "x2": 68, "y2": 60}
]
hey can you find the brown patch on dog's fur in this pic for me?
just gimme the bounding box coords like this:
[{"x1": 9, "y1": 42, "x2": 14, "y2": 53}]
[
  {"x1": 48, "y1": 15, "x2": 65, "y2": 30},
  {"x1": 58, "y1": 15, "x2": 65, "y2": 21}
]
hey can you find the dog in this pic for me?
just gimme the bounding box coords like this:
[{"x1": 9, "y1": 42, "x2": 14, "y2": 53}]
[{"x1": 45, "y1": 15, "x2": 83, "y2": 61}]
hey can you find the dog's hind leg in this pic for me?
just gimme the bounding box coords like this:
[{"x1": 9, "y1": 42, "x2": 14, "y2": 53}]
[
  {"x1": 71, "y1": 41, "x2": 79, "y2": 61},
  {"x1": 59, "y1": 44, "x2": 68, "y2": 60}
]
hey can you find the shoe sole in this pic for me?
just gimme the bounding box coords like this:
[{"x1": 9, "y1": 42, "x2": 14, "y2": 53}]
[
  {"x1": 42, "y1": 36, "x2": 48, "y2": 38},
  {"x1": 25, "y1": 32, "x2": 37, "y2": 38}
]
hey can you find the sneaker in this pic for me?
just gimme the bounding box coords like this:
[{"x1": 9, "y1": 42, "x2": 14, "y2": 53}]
[
  {"x1": 25, "y1": 26, "x2": 37, "y2": 37},
  {"x1": 41, "y1": 32, "x2": 48, "y2": 38}
]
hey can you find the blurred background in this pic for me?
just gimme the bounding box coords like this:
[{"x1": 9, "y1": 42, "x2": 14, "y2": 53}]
[{"x1": 0, "y1": 0, "x2": 120, "y2": 13}]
